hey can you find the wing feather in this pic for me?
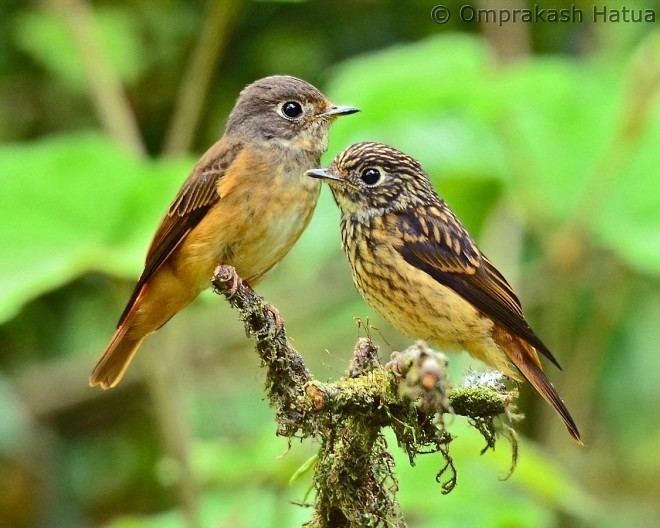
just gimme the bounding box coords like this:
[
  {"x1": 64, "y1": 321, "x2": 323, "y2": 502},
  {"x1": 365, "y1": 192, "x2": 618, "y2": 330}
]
[
  {"x1": 394, "y1": 206, "x2": 561, "y2": 369},
  {"x1": 117, "y1": 139, "x2": 243, "y2": 326}
]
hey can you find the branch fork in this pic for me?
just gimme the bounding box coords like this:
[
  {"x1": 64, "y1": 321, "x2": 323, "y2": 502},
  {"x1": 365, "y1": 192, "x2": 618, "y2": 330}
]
[{"x1": 212, "y1": 265, "x2": 519, "y2": 527}]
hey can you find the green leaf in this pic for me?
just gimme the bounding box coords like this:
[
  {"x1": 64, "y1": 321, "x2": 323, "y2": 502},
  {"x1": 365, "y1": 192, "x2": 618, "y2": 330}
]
[
  {"x1": 592, "y1": 117, "x2": 660, "y2": 275},
  {"x1": 288, "y1": 453, "x2": 318, "y2": 487},
  {"x1": 326, "y1": 34, "x2": 506, "y2": 180},
  {"x1": 0, "y1": 133, "x2": 191, "y2": 323}
]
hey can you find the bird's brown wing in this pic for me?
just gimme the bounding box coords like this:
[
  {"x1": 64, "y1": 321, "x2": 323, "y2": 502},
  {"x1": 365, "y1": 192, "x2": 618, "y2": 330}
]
[
  {"x1": 393, "y1": 206, "x2": 561, "y2": 369},
  {"x1": 117, "y1": 139, "x2": 244, "y2": 326}
]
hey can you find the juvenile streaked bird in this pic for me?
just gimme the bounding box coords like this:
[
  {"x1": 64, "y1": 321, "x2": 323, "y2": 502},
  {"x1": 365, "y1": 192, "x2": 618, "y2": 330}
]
[
  {"x1": 90, "y1": 75, "x2": 358, "y2": 389},
  {"x1": 307, "y1": 142, "x2": 581, "y2": 442}
]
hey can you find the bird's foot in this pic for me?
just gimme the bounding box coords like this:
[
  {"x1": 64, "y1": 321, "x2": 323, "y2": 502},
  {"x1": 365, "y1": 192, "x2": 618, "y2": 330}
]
[
  {"x1": 264, "y1": 303, "x2": 284, "y2": 335},
  {"x1": 226, "y1": 270, "x2": 241, "y2": 299},
  {"x1": 214, "y1": 265, "x2": 241, "y2": 298}
]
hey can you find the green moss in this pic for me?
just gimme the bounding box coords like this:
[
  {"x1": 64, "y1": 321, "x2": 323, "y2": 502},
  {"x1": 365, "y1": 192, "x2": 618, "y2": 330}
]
[
  {"x1": 449, "y1": 387, "x2": 507, "y2": 417},
  {"x1": 213, "y1": 272, "x2": 520, "y2": 527}
]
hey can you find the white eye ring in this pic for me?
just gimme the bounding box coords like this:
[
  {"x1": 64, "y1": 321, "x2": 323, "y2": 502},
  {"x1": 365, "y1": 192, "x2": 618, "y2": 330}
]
[
  {"x1": 278, "y1": 101, "x2": 304, "y2": 120},
  {"x1": 360, "y1": 167, "x2": 383, "y2": 186}
]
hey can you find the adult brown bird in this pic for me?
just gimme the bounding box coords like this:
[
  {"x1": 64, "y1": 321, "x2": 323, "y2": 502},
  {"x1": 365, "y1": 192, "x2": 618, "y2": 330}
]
[
  {"x1": 90, "y1": 75, "x2": 358, "y2": 389},
  {"x1": 307, "y1": 142, "x2": 581, "y2": 442}
]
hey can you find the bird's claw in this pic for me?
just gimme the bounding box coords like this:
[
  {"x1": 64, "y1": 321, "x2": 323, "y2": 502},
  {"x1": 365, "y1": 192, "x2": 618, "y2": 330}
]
[
  {"x1": 214, "y1": 265, "x2": 241, "y2": 299},
  {"x1": 225, "y1": 271, "x2": 241, "y2": 299},
  {"x1": 265, "y1": 303, "x2": 284, "y2": 334}
]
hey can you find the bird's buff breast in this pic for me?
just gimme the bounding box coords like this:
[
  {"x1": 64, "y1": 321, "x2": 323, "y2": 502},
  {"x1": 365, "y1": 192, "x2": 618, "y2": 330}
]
[
  {"x1": 176, "y1": 152, "x2": 320, "y2": 286},
  {"x1": 230, "y1": 173, "x2": 320, "y2": 283},
  {"x1": 342, "y1": 217, "x2": 494, "y2": 352}
]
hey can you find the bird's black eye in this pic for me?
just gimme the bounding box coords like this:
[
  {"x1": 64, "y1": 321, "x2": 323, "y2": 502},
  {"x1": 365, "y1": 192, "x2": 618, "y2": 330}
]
[
  {"x1": 360, "y1": 167, "x2": 381, "y2": 186},
  {"x1": 280, "y1": 101, "x2": 303, "y2": 120}
]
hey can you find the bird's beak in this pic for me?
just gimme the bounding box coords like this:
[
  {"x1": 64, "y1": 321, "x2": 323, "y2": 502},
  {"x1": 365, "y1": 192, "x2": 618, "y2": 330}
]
[
  {"x1": 319, "y1": 105, "x2": 360, "y2": 118},
  {"x1": 306, "y1": 168, "x2": 343, "y2": 182}
]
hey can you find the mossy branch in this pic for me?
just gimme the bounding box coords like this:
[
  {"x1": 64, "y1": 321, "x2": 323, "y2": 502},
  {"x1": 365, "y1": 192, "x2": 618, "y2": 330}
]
[{"x1": 212, "y1": 265, "x2": 520, "y2": 528}]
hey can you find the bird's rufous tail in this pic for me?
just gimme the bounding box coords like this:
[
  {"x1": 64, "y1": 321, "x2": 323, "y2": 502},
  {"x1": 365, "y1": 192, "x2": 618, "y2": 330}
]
[
  {"x1": 89, "y1": 326, "x2": 144, "y2": 390},
  {"x1": 494, "y1": 327, "x2": 582, "y2": 444}
]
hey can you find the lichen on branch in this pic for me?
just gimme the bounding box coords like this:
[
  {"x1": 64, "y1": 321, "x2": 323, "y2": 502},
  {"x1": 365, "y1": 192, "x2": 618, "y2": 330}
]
[{"x1": 212, "y1": 265, "x2": 520, "y2": 528}]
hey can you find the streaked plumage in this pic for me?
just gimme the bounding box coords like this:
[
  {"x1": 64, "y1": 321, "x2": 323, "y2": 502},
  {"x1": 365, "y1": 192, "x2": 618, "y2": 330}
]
[
  {"x1": 308, "y1": 142, "x2": 581, "y2": 442},
  {"x1": 90, "y1": 76, "x2": 358, "y2": 389}
]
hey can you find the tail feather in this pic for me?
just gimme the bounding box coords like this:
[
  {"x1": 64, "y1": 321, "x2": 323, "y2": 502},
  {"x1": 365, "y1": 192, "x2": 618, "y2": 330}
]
[
  {"x1": 90, "y1": 326, "x2": 144, "y2": 390},
  {"x1": 495, "y1": 329, "x2": 582, "y2": 444}
]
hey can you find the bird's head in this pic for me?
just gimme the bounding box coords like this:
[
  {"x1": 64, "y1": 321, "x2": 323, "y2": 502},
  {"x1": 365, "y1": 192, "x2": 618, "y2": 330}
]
[
  {"x1": 307, "y1": 142, "x2": 436, "y2": 216},
  {"x1": 226, "y1": 75, "x2": 358, "y2": 155}
]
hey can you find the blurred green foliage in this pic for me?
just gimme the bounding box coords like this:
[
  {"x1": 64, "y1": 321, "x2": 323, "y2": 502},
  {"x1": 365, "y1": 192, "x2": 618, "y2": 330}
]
[
  {"x1": 0, "y1": 134, "x2": 190, "y2": 323},
  {"x1": 13, "y1": 7, "x2": 146, "y2": 90},
  {"x1": 0, "y1": 1, "x2": 658, "y2": 527}
]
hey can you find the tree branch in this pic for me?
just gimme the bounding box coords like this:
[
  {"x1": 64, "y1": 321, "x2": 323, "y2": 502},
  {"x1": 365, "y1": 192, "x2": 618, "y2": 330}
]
[{"x1": 212, "y1": 265, "x2": 519, "y2": 527}]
